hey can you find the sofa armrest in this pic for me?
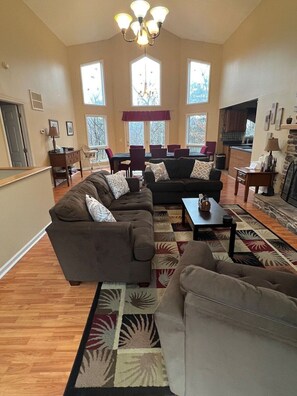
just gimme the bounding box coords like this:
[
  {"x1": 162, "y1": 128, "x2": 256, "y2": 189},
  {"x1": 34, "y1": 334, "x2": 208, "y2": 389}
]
[
  {"x1": 143, "y1": 169, "x2": 155, "y2": 184},
  {"x1": 46, "y1": 220, "x2": 134, "y2": 279},
  {"x1": 126, "y1": 177, "x2": 140, "y2": 192},
  {"x1": 209, "y1": 168, "x2": 221, "y2": 180}
]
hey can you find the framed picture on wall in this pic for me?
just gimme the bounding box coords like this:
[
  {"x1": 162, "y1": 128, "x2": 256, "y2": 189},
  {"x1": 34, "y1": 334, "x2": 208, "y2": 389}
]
[
  {"x1": 49, "y1": 119, "x2": 60, "y2": 137},
  {"x1": 275, "y1": 107, "x2": 284, "y2": 130},
  {"x1": 270, "y1": 102, "x2": 278, "y2": 124},
  {"x1": 264, "y1": 111, "x2": 271, "y2": 131},
  {"x1": 66, "y1": 121, "x2": 74, "y2": 136}
]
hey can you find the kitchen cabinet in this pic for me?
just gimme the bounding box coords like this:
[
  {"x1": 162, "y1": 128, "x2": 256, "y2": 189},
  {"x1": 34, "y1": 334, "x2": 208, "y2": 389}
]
[{"x1": 224, "y1": 110, "x2": 247, "y2": 132}]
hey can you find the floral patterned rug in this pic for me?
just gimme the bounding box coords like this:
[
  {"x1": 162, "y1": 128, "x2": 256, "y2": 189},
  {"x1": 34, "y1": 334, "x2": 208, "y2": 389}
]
[{"x1": 64, "y1": 204, "x2": 297, "y2": 396}]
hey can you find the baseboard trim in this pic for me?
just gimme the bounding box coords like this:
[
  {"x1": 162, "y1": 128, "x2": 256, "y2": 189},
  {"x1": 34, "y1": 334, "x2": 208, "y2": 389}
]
[{"x1": 0, "y1": 225, "x2": 50, "y2": 279}]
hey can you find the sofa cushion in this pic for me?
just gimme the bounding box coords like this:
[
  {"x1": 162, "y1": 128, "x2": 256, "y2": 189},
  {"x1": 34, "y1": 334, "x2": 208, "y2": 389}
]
[
  {"x1": 163, "y1": 158, "x2": 196, "y2": 179},
  {"x1": 54, "y1": 180, "x2": 98, "y2": 221},
  {"x1": 147, "y1": 180, "x2": 185, "y2": 193},
  {"x1": 105, "y1": 172, "x2": 130, "y2": 199},
  {"x1": 180, "y1": 265, "x2": 297, "y2": 326},
  {"x1": 86, "y1": 194, "x2": 116, "y2": 222},
  {"x1": 113, "y1": 210, "x2": 154, "y2": 261},
  {"x1": 86, "y1": 171, "x2": 114, "y2": 208},
  {"x1": 190, "y1": 160, "x2": 213, "y2": 180},
  {"x1": 183, "y1": 179, "x2": 223, "y2": 192},
  {"x1": 109, "y1": 187, "x2": 154, "y2": 213}
]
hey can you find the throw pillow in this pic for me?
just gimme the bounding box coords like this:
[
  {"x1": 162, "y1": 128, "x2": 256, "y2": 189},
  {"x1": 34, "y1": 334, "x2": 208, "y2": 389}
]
[
  {"x1": 190, "y1": 160, "x2": 213, "y2": 180},
  {"x1": 85, "y1": 194, "x2": 116, "y2": 222},
  {"x1": 147, "y1": 161, "x2": 170, "y2": 182},
  {"x1": 105, "y1": 172, "x2": 130, "y2": 199},
  {"x1": 200, "y1": 145, "x2": 208, "y2": 154}
]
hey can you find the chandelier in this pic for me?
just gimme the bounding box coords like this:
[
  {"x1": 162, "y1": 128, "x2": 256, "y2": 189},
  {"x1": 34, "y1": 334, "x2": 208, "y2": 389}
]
[
  {"x1": 136, "y1": 56, "x2": 157, "y2": 101},
  {"x1": 114, "y1": 1, "x2": 169, "y2": 46}
]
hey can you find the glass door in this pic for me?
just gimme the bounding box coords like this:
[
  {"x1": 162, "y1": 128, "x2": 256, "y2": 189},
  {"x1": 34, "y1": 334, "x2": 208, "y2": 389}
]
[{"x1": 127, "y1": 121, "x2": 167, "y2": 151}]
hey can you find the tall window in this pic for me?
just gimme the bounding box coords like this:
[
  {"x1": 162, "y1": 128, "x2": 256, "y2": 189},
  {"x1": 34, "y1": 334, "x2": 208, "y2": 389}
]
[
  {"x1": 81, "y1": 61, "x2": 105, "y2": 106},
  {"x1": 186, "y1": 113, "x2": 207, "y2": 152},
  {"x1": 127, "y1": 121, "x2": 167, "y2": 149},
  {"x1": 85, "y1": 115, "x2": 108, "y2": 161},
  {"x1": 131, "y1": 56, "x2": 161, "y2": 106},
  {"x1": 187, "y1": 60, "x2": 210, "y2": 104}
]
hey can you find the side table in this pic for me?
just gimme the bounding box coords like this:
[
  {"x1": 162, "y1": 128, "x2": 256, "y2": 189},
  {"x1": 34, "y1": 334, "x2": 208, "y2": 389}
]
[
  {"x1": 234, "y1": 167, "x2": 277, "y2": 202},
  {"x1": 49, "y1": 149, "x2": 83, "y2": 187}
]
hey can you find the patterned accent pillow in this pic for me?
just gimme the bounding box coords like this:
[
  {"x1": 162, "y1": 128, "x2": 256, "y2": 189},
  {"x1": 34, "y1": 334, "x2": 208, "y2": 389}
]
[
  {"x1": 190, "y1": 160, "x2": 213, "y2": 180},
  {"x1": 85, "y1": 194, "x2": 116, "y2": 222},
  {"x1": 105, "y1": 172, "x2": 130, "y2": 199},
  {"x1": 146, "y1": 162, "x2": 170, "y2": 182}
]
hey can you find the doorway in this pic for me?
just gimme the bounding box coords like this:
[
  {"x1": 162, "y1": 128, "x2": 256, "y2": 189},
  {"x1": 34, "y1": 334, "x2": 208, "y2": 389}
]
[
  {"x1": 0, "y1": 101, "x2": 32, "y2": 167},
  {"x1": 126, "y1": 120, "x2": 168, "y2": 151}
]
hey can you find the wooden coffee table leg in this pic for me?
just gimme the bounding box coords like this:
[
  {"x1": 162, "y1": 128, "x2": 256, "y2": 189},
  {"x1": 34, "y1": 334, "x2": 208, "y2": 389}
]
[
  {"x1": 182, "y1": 204, "x2": 186, "y2": 225},
  {"x1": 228, "y1": 222, "x2": 237, "y2": 257}
]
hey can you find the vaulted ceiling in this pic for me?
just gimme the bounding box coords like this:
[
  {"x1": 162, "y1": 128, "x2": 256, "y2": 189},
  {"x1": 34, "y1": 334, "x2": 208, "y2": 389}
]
[{"x1": 23, "y1": 0, "x2": 262, "y2": 46}]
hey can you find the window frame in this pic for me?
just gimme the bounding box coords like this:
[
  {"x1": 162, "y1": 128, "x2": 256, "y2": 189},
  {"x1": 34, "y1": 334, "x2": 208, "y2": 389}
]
[
  {"x1": 85, "y1": 114, "x2": 108, "y2": 149},
  {"x1": 185, "y1": 112, "x2": 208, "y2": 151},
  {"x1": 187, "y1": 59, "x2": 211, "y2": 105},
  {"x1": 124, "y1": 120, "x2": 169, "y2": 150},
  {"x1": 130, "y1": 54, "x2": 162, "y2": 107},
  {"x1": 80, "y1": 60, "x2": 106, "y2": 106}
]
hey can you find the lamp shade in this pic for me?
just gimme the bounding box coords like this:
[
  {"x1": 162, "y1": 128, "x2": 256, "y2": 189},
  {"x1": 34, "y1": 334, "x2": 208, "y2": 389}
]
[
  {"x1": 48, "y1": 126, "x2": 59, "y2": 137},
  {"x1": 115, "y1": 13, "x2": 132, "y2": 30},
  {"x1": 265, "y1": 137, "x2": 280, "y2": 152},
  {"x1": 130, "y1": 0, "x2": 150, "y2": 18},
  {"x1": 150, "y1": 6, "x2": 169, "y2": 23}
]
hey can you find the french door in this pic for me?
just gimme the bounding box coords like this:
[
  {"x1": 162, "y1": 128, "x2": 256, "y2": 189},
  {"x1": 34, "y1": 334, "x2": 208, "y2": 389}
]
[{"x1": 126, "y1": 121, "x2": 168, "y2": 151}]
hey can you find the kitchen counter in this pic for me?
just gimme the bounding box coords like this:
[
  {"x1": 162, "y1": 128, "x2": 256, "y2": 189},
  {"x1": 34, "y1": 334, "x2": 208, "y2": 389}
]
[
  {"x1": 230, "y1": 145, "x2": 253, "y2": 152},
  {"x1": 228, "y1": 147, "x2": 252, "y2": 178}
]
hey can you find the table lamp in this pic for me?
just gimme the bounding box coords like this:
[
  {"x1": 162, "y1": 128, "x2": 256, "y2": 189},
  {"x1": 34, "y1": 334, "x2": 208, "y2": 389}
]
[
  {"x1": 48, "y1": 126, "x2": 59, "y2": 152},
  {"x1": 264, "y1": 137, "x2": 280, "y2": 172}
]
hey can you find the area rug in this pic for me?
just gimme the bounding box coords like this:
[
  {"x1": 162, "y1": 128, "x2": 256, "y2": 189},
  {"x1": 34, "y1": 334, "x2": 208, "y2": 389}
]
[{"x1": 64, "y1": 204, "x2": 297, "y2": 396}]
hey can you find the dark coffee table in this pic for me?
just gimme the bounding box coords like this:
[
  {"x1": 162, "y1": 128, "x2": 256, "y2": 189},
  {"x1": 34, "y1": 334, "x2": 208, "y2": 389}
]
[{"x1": 182, "y1": 197, "x2": 237, "y2": 257}]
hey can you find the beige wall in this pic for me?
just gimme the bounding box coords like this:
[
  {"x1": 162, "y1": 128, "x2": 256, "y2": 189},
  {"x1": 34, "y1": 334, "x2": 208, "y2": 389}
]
[
  {"x1": 0, "y1": 0, "x2": 77, "y2": 167},
  {"x1": 220, "y1": 0, "x2": 297, "y2": 191},
  {"x1": 67, "y1": 30, "x2": 222, "y2": 152},
  {"x1": 0, "y1": 168, "x2": 54, "y2": 271}
]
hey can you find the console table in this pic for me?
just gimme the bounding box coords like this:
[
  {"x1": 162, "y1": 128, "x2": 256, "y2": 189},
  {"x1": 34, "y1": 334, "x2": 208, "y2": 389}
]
[
  {"x1": 234, "y1": 167, "x2": 277, "y2": 202},
  {"x1": 49, "y1": 149, "x2": 83, "y2": 187}
]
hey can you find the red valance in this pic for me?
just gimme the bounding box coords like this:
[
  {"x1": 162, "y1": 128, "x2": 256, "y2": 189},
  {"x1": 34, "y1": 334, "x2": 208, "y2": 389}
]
[{"x1": 122, "y1": 110, "x2": 171, "y2": 122}]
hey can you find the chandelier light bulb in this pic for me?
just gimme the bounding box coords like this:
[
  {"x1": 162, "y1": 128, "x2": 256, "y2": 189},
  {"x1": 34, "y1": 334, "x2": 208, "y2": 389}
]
[
  {"x1": 150, "y1": 6, "x2": 169, "y2": 23},
  {"x1": 137, "y1": 30, "x2": 149, "y2": 46},
  {"x1": 131, "y1": 21, "x2": 140, "y2": 36},
  {"x1": 114, "y1": 13, "x2": 132, "y2": 30},
  {"x1": 130, "y1": 0, "x2": 150, "y2": 19},
  {"x1": 146, "y1": 20, "x2": 159, "y2": 35}
]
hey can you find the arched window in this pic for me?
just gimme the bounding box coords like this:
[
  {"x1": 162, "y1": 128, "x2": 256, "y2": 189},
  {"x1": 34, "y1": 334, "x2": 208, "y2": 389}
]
[{"x1": 131, "y1": 55, "x2": 161, "y2": 106}]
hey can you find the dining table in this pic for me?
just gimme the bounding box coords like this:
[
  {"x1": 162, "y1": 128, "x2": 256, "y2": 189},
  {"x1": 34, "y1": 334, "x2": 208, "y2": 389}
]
[{"x1": 112, "y1": 151, "x2": 207, "y2": 172}]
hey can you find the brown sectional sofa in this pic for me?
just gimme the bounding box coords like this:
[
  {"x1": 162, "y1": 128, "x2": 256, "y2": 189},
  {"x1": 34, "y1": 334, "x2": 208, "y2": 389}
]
[
  {"x1": 46, "y1": 170, "x2": 155, "y2": 285},
  {"x1": 143, "y1": 157, "x2": 223, "y2": 204}
]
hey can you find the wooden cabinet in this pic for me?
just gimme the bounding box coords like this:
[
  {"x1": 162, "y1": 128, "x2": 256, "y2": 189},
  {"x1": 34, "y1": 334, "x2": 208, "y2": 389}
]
[
  {"x1": 228, "y1": 148, "x2": 251, "y2": 178},
  {"x1": 224, "y1": 110, "x2": 247, "y2": 132},
  {"x1": 49, "y1": 149, "x2": 83, "y2": 187}
]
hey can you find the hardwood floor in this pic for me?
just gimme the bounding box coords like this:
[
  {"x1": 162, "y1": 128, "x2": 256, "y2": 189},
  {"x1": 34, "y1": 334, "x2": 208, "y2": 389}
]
[{"x1": 0, "y1": 169, "x2": 296, "y2": 395}]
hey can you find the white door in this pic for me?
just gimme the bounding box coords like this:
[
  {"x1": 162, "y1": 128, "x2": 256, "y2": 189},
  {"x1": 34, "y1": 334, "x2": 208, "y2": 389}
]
[
  {"x1": 126, "y1": 121, "x2": 168, "y2": 151},
  {"x1": 1, "y1": 104, "x2": 28, "y2": 166}
]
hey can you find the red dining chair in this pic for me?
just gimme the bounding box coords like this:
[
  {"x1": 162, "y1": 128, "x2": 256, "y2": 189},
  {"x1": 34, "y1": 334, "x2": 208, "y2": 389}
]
[
  {"x1": 149, "y1": 144, "x2": 162, "y2": 151},
  {"x1": 200, "y1": 145, "x2": 208, "y2": 154},
  {"x1": 167, "y1": 144, "x2": 181, "y2": 153},
  {"x1": 151, "y1": 148, "x2": 167, "y2": 158},
  {"x1": 205, "y1": 141, "x2": 216, "y2": 161},
  {"x1": 174, "y1": 148, "x2": 190, "y2": 158},
  {"x1": 129, "y1": 148, "x2": 146, "y2": 177},
  {"x1": 130, "y1": 145, "x2": 144, "y2": 149},
  {"x1": 105, "y1": 148, "x2": 130, "y2": 175}
]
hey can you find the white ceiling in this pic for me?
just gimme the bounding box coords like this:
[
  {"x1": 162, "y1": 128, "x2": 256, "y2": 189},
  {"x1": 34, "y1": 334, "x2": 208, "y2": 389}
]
[{"x1": 23, "y1": 0, "x2": 262, "y2": 46}]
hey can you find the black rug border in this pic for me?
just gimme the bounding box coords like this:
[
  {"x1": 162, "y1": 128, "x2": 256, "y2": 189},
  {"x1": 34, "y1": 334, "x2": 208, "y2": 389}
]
[
  {"x1": 64, "y1": 282, "x2": 173, "y2": 396},
  {"x1": 236, "y1": 204, "x2": 297, "y2": 253},
  {"x1": 64, "y1": 204, "x2": 296, "y2": 396}
]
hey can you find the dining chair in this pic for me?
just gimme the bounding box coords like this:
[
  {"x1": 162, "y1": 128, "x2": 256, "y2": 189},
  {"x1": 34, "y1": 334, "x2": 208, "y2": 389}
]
[
  {"x1": 129, "y1": 148, "x2": 146, "y2": 177},
  {"x1": 167, "y1": 144, "x2": 181, "y2": 153},
  {"x1": 129, "y1": 145, "x2": 144, "y2": 149},
  {"x1": 151, "y1": 148, "x2": 167, "y2": 158},
  {"x1": 149, "y1": 144, "x2": 162, "y2": 151},
  {"x1": 105, "y1": 147, "x2": 130, "y2": 175},
  {"x1": 200, "y1": 145, "x2": 208, "y2": 154},
  {"x1": 174, "y1": 148, "x2": 190, "y2": 158},
  {"x1": 82, "y1": 144, "x2": 98, "y2": 172},
  {"x1": 205, "y1": 141, "x2": 216, "y2": 161}
]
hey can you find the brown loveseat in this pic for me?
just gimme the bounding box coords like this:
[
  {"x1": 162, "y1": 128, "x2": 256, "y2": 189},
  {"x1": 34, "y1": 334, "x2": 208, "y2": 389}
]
[
  {"x1": 143, "y1": 157, "x2": 223, "y2": 204},
  {"x1": 155, "y1": 241, "x2": 297, "y2": 396},
  {"x1": 46, "y1": 171, "x2": 155, "y2": 285}
]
